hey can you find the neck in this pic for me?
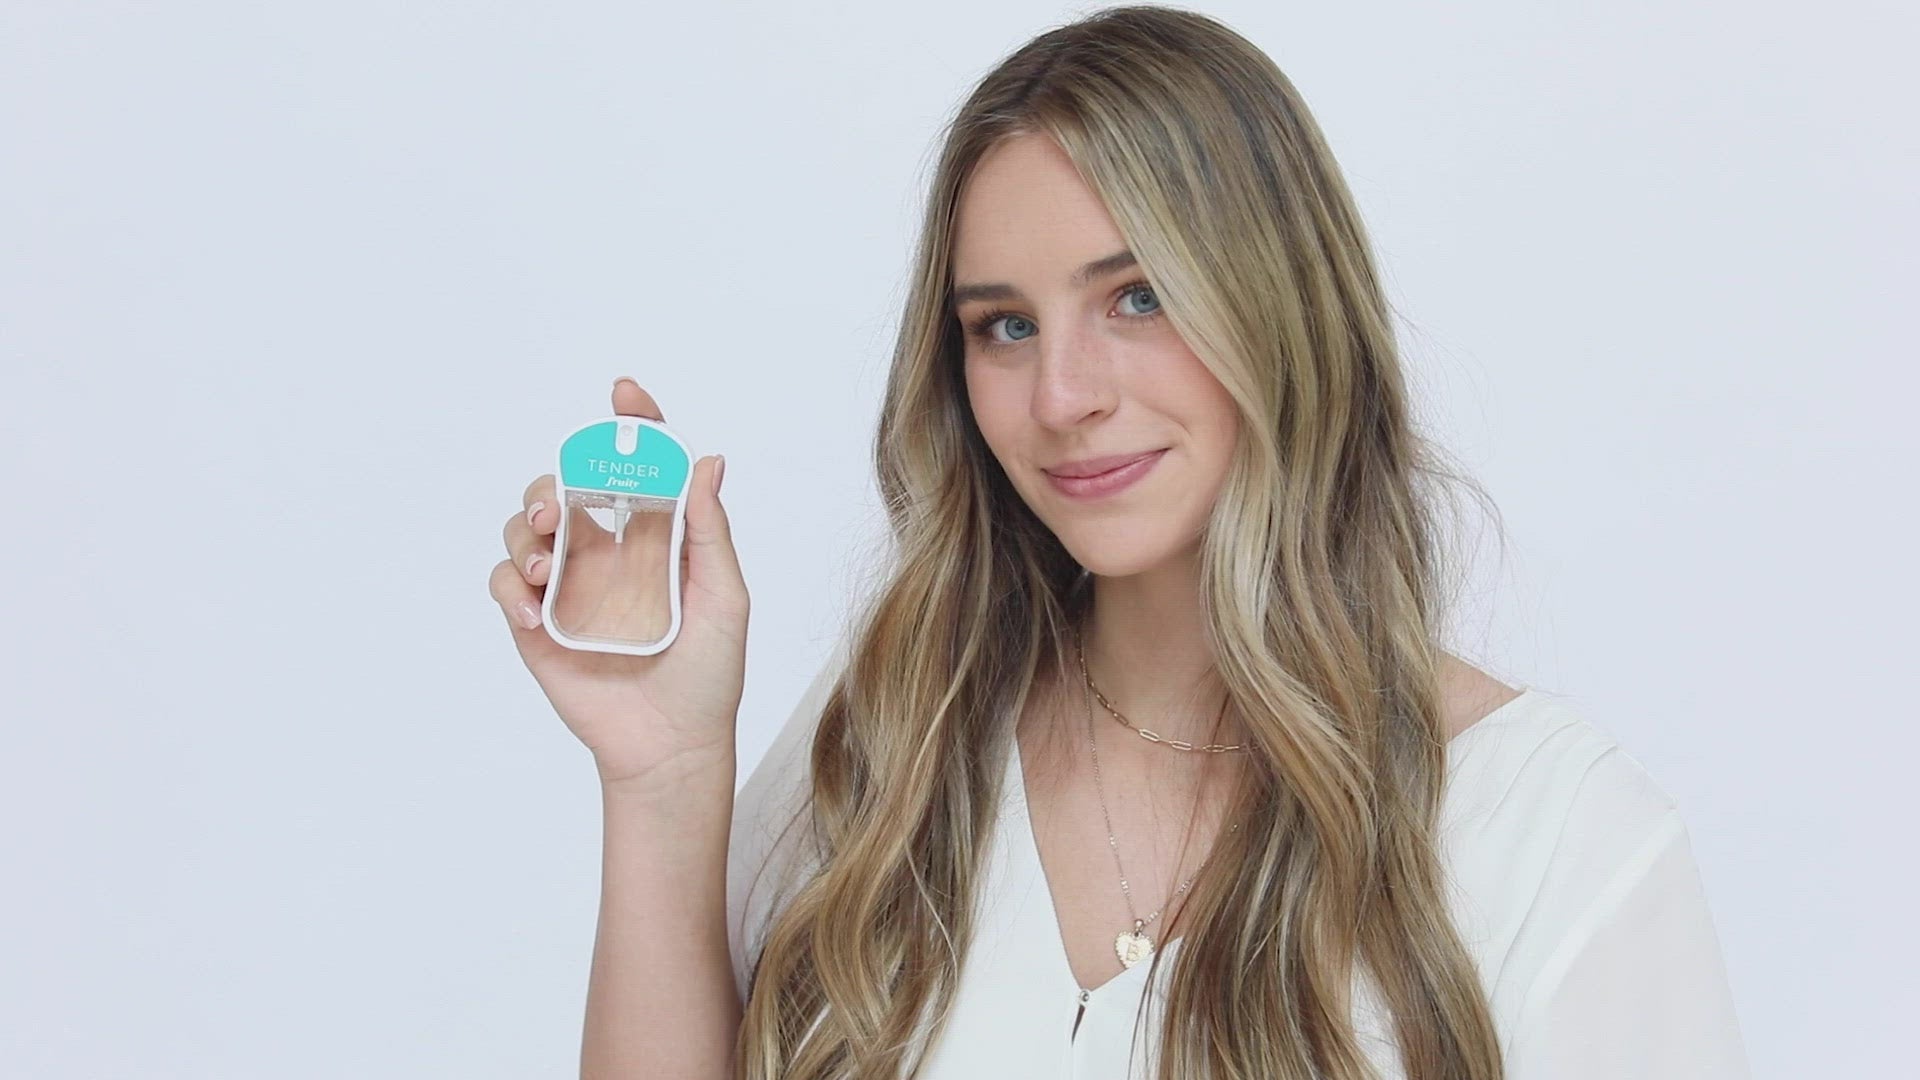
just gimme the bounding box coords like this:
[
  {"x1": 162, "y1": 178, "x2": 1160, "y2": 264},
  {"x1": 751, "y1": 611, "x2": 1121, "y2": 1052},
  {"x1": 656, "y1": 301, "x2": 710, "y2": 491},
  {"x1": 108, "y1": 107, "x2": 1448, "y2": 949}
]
[{"x1": 1074, "y1": 546, "x2": 1241, "y2": 749}]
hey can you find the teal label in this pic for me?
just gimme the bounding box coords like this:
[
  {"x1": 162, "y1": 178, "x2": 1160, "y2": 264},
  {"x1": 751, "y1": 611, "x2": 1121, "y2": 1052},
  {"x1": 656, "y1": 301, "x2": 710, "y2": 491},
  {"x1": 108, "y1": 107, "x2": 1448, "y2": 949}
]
[{"x1": 558, "y1": 419, "x2": 690, "y2": 499}]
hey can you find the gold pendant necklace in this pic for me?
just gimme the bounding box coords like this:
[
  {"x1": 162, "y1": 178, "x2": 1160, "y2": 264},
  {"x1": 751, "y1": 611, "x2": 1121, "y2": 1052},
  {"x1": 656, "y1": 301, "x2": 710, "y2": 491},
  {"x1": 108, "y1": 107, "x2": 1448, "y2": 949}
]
[
  {"x1": 1115, "y1": 919, "x2": 1155, "y2": 967},
  {"x1": 1077, "y1": 627, "x2": 1240, "y2": 968}
]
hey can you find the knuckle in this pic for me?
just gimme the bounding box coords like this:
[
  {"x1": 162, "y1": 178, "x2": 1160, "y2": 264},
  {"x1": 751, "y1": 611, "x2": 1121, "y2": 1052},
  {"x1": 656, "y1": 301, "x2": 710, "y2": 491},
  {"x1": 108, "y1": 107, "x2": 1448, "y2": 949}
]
[{"x1": 487, "y1": 559, "x2": 525, "y2": 604}]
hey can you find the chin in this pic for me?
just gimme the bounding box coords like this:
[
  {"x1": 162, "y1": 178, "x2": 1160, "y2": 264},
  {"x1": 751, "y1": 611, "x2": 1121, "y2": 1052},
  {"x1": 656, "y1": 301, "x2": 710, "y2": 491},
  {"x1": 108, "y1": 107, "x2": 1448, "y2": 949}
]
[{"x1": 1056, "y1": 525, "x2": 1190, "y2": 579}]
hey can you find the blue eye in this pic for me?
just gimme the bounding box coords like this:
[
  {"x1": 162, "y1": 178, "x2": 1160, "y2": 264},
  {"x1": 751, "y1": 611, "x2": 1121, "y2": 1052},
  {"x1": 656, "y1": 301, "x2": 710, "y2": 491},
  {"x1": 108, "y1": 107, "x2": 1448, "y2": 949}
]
[
  {"x1": 1117, "y1": 283, "x2": 1160, "y2": 317},
  {"x1": 968, "y1": 311, "x2": 1038, "y2": 346},
  {"x1": 962, "y1": 280, "x2": 1163, "y2": 352}
]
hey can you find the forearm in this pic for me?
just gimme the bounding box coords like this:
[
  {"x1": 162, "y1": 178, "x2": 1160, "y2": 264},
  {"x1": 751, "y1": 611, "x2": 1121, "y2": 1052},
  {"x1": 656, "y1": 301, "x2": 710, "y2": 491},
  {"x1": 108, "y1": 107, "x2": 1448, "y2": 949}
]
[{"x1": 580, "y1": 750, "x2": 741, "y2": 1080}]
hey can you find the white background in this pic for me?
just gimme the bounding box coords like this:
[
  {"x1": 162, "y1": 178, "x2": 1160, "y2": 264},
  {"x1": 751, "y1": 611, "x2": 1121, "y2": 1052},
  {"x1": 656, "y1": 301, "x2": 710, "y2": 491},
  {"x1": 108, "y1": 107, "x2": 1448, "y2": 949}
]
[{"x1": 3, "y1": 2, "x2": 1910, "y2": 1075}]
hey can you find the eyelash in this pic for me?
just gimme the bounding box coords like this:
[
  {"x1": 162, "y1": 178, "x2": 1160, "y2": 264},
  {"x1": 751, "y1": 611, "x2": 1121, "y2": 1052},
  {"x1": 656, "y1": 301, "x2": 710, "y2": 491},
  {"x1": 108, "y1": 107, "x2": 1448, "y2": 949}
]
[{"x1": 962, "y1": 279, "x2": 1163, "y2": 352}]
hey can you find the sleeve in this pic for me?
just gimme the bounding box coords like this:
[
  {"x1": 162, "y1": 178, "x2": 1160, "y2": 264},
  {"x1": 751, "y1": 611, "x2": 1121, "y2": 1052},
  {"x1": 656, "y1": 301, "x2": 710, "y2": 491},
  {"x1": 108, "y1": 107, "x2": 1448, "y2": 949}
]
[
  {"x1": 1505, "y1": 808, "x2": 1752, "y2": 1079},
  {"x1": 724, "y1": 633, "x2": 851, "y2": 1009}
]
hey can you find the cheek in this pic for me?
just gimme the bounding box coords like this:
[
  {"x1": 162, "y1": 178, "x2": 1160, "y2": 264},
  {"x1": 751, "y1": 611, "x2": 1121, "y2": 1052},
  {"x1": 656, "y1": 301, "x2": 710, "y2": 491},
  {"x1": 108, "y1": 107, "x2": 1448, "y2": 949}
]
[
  {"x1": 963, "y1": 361, "x2": 1025, "y2": 456},
  {"x1": 1199, "y1": 385, "x2": 1240, "y2": 458},
  {"x1": 1169, "y1": 360, "x2": 1242, "y2": 491}
]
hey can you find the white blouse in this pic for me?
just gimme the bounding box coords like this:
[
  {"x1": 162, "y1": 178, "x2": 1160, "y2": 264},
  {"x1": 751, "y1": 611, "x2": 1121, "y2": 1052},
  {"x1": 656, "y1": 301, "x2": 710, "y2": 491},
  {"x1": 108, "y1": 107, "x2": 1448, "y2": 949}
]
[{"x1": 727, "y1": 641, "x2": 1751, "y2": 1078}]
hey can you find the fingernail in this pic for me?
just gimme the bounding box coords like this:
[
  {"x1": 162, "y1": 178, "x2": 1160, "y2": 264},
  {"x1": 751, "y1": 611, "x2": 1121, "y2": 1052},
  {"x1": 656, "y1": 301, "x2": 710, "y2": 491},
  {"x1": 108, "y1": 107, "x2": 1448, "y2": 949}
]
[
  {"x1": 712, "y1": 454, "x2": 726, "y2": 495},
  {"x1": 515, "y1": 601, "x2": 541, "y2": 629},
  {"x1": 613, "y1": 376, "x2": 637, "y2": 390},
  {"x1": 526, "y1": 501, "x2": 545, "y2": 527},
  {"x1": 525, "y1": 552, "x2": 545, "y2": 577}
]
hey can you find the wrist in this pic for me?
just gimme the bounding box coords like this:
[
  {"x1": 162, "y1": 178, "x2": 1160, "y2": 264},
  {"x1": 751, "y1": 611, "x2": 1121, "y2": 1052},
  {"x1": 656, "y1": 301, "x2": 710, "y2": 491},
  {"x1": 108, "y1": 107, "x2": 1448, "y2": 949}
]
[{"x1": 596, "y1": 741, "x2": 737, "y2": 801}]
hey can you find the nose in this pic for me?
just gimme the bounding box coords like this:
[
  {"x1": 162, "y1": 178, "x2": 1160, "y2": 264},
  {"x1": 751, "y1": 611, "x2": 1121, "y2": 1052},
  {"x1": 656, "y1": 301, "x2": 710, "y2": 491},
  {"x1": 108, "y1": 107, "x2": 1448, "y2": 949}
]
[{"x1": 1030, "y1": 323, "x2": 1117, "y2": 431}]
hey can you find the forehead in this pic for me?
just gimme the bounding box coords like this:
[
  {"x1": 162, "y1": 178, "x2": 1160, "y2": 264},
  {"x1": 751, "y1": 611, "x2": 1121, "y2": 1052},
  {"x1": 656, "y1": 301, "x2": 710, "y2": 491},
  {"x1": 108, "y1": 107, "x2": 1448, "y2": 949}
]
[{"x1": 951, "y1": 133, "x2": 1129, "y2": 284}]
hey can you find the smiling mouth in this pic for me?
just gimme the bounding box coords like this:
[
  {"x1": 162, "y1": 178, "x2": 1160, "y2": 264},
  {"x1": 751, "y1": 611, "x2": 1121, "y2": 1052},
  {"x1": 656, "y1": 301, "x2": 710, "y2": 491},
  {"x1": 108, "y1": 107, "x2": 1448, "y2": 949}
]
[
  {"x1": 1043, "y1": 449, "x2": 1168, "y2": 479},
  {"x1": 1040, "y1": 448, "x2": 1168, "y2": 498}
]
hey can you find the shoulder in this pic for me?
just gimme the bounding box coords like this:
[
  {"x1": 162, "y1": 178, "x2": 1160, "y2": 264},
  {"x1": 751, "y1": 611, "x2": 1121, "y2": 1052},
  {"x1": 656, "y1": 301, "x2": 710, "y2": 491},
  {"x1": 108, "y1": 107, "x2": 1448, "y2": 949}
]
[
  {"x1": 1438, "y1": 686, "x2": 1703, "y2": 993},
  {"x1": 1437, "y1": 651, "x2": 1527, "y2": 742},
  {"x1": 731, "y1": 632, "x2": 850, "y2": 839},
  {"x1": 724, "y1": 631, "x2": 853, "y2": 1005},
  {"x1": 1436, "y1": 690, "x2": 1751, "y2": 1072},
  {"x1": 1440, "y1": 685, "x2": 1679, "y2": 838},
  {"x1": 728, "y1": 630, "x2": 852, "y2": 885}
]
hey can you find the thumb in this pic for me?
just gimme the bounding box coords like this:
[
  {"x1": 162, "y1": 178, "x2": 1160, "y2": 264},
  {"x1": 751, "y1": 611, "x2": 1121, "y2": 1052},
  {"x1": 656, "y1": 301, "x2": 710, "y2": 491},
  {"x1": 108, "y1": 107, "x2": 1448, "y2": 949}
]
[{"x1": 683, "y1": 454, "x2": 746, "y2": 607}]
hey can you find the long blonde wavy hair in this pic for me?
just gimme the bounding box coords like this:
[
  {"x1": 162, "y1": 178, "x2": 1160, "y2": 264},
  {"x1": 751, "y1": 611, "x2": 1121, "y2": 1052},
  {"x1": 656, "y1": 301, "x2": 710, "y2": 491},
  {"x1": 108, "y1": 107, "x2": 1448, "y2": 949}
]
[{"x1": 738, "y1": 6, "x2": 1505, "y2": 1078}]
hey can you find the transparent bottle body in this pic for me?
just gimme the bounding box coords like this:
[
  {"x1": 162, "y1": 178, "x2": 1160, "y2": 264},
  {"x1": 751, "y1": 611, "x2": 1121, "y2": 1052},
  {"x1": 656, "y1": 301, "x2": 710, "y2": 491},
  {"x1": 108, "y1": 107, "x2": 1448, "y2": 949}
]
[{"x1": 547, "y1": 489, "x2": 681, "y2": 651}]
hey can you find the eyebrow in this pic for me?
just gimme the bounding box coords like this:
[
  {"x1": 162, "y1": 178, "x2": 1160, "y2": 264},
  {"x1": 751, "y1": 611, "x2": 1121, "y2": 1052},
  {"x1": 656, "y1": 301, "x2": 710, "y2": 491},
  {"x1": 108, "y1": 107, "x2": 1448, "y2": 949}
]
[{"x1": 949, "y1": 249, "x2": 1139, "y2": 309}]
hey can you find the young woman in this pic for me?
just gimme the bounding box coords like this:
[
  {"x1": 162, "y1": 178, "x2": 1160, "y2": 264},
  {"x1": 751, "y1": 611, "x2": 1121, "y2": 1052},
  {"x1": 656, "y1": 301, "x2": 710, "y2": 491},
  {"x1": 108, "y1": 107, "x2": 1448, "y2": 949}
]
[{"x1": 491, "y1": 7, "x2": 1748, "y2": 1078}]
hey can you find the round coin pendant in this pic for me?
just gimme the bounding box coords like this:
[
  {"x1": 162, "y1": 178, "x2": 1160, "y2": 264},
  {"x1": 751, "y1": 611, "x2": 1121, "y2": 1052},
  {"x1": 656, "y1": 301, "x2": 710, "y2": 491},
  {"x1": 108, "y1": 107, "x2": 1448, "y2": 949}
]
[{"x1": 1115, "y1": 928, "x2": 1154, "y2": 968}]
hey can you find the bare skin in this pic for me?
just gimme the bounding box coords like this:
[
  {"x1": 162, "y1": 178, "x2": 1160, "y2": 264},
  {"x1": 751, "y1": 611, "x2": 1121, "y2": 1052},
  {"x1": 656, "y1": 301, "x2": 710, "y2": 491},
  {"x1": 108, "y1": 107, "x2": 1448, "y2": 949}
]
[
  {"x1": 953, "y1": 131, "x2": 1524, "y2": 994},
  {"x1": 1015, "y1": 653, "x2": 1522, "y2": 994},
  {"x1": 492, "y1": 378, "x2": 749, "y2": 1078}
]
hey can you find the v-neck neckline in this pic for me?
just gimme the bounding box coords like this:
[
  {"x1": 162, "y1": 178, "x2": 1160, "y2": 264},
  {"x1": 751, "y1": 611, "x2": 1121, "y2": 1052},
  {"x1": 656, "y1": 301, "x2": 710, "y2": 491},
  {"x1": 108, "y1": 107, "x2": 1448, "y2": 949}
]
[
  {"x1": 1000, "y1": 686, "x2": 1544, "y2": 1000},
  {"x1": 1005, "y1": 731, "x2": 1172, "y2": 999}
]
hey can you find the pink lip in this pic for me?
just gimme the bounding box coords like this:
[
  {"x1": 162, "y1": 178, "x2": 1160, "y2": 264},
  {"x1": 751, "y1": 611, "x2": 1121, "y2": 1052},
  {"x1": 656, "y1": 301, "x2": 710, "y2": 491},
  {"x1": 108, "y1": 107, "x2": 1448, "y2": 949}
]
[
  {"x1": 1043, "y1": 448, "x2": 1167, "y2": 499},
  {"x1": 1046, "y1": 450, "x2": 1165, "y2": 478}
]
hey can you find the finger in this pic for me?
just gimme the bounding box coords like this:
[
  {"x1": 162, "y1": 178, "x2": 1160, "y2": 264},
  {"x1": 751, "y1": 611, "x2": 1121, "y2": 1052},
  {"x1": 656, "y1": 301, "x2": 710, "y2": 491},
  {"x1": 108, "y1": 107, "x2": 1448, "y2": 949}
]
[
  {"x1": 611, "y1": 376, "x2": 664, "y2": 421},
  {"x1": 502, "y1": 510, "x2": 554, "y2": 586},
  {"x1": 682, "y1": 454, "x2": 747, "y2": 610},
  {"x1": 488, "y1": 558, "x2": 546, "y2": 632},
  {"x1": 521, "y1": 474, "x2": 557, "y2": 536}
]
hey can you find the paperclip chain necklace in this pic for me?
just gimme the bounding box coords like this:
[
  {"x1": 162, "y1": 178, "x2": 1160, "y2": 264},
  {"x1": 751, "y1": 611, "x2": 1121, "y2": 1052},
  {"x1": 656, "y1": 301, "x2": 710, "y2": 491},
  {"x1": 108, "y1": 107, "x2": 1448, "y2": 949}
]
[
  {"x1": 1076, "y1": 629, "x2": 1242, "y2": 967},
  {"x1": 1075, "y1": 630, "x2": 1249, "y2": 755}
]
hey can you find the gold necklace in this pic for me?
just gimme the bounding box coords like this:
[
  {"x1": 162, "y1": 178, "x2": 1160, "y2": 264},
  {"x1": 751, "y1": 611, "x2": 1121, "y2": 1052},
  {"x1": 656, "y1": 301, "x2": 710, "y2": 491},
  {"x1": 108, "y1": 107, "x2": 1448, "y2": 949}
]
[
  {"x1": 1073, "y1": 628, "x2": 1248, "y2": 754},
  {"x1": 1077, "y1": 634, "x2": 1242, "y2": 968}
]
